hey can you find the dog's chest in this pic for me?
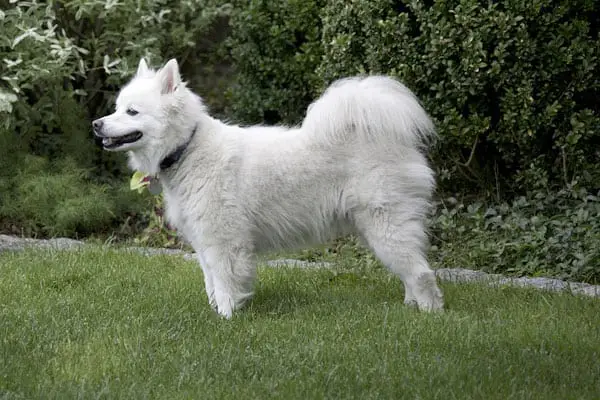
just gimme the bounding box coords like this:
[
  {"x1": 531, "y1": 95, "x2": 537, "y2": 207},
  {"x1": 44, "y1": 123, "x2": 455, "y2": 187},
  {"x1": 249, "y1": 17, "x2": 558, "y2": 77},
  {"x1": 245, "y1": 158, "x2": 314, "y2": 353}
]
[
  {"x1": 162, "y1": 186, "x2": 211, "y2": 246},
  {"x1": 162, "y1": 192, "x2": 179, "y2": 225},
  {"x1": 163, "y1": 191, "x2": 194, "y2": 242}
]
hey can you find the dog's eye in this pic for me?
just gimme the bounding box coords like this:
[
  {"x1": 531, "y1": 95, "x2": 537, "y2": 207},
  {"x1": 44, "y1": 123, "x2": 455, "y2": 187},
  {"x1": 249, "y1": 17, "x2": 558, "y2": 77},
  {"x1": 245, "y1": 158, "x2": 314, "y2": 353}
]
[{"x1": 126, "y1": 108, "x2": 139, "y2": 116}]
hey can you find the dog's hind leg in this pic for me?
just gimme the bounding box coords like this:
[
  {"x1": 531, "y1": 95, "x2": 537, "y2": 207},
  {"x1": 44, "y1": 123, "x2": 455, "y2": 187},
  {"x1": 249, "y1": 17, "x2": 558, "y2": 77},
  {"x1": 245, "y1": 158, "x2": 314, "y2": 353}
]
[
  {"x1": 355, "y1": 210, "x2": 444, "y2": 312},
  {"x1": 202, "y1": 245, "x2": 257, "y2": 319},
  {"x1": 197, "y1": 252, "x2": 216, "y2": 310}
]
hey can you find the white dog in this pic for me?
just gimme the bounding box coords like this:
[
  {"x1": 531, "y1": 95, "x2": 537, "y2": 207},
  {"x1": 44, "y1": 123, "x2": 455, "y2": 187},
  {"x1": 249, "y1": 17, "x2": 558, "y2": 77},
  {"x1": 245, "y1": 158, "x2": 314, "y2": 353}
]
[{"x1": 93, "y1": 58, "x2": 444, "y2": 318}]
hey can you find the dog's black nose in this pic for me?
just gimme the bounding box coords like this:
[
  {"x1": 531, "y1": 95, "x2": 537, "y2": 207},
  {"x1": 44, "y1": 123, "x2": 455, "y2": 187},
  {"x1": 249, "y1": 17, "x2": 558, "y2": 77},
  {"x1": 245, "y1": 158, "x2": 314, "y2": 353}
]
[{"x1": 92, "y1": 119, "x2": 103, "y2": 131}]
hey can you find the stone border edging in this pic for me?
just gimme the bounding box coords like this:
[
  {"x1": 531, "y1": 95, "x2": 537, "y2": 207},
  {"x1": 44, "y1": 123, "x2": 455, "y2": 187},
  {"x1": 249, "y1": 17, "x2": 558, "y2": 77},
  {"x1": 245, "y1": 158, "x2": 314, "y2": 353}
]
[{"x1": 1, "y1": 234, "x2": 598, "y2": 298}]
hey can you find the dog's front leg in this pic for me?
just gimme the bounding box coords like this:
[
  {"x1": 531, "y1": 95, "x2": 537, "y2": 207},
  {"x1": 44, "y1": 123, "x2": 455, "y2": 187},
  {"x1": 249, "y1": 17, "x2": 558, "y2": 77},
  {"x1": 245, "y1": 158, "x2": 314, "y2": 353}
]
[{"x1": 202, "y1": 246, "x2": 257, "y2": 319}]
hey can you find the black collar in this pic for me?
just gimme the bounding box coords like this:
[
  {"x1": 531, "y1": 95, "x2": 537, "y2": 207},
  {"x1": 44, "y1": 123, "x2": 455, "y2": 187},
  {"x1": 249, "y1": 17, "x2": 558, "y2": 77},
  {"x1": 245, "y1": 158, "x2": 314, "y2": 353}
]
[{"x1": 159, "y1": 125, "x2": 197, "y2": 170}]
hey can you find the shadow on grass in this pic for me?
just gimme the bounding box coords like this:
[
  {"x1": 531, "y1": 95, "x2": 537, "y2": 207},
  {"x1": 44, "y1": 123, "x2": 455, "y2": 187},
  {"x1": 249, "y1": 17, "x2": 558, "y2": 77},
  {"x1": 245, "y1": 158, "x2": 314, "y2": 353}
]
[
  {"x1": 246, "y1": 282, "x2": 320, "y2": 317},
  {"x1": 244, "y1": 269, "x2": 411, "y2": 318}
]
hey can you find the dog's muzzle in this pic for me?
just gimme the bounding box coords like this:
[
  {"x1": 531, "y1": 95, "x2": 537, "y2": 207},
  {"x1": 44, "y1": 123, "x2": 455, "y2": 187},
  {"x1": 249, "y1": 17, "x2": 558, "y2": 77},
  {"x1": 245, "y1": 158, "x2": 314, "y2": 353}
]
[{"x1": 92, "y1": 118, "x2": 143, "y2": 150}]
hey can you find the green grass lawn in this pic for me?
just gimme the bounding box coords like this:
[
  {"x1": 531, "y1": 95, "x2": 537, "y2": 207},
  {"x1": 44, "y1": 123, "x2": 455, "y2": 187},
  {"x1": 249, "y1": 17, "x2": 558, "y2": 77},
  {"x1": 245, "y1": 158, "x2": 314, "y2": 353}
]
[{"x1": 1, "y1": 248, "x2": 599, "y2": 399}]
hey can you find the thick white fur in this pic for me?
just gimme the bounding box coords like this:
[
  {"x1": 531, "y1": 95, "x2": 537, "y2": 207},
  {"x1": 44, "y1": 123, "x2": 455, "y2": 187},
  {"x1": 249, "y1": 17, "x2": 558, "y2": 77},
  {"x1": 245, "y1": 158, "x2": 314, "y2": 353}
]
[{"x1": 95, "y1": 58, "x2": 444, "y2": 318}]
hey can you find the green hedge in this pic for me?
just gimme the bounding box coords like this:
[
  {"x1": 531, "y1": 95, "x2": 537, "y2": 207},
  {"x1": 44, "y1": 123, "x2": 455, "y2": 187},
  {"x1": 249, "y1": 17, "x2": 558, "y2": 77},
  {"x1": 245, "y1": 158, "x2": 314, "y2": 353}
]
[
  {"x1": 226, "y1": 0, "x2": 324, "y2": 124},
  {"x1": 228, "y1": 0, "x2": 600, "y2": 195}
]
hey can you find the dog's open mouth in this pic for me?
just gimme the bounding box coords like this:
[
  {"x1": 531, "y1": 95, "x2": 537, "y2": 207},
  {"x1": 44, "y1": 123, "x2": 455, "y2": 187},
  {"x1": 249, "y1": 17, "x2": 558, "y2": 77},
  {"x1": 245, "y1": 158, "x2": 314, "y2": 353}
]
[{"x1": 102, "y1": 131, "x2": 143, "y2": 149}]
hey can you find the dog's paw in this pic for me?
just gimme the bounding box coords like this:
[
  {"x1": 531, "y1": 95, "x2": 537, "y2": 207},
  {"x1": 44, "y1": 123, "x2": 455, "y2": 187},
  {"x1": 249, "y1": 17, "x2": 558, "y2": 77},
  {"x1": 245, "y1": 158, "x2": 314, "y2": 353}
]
[
  {"x1": 412, "y1": 272, "x2": 445, "y2": 312},
  {"x1": 207, "y1": 290, "x2": 218, "y2": 311},
  {"x1": 214, "y1": 291, "x2": 235, "y2": 319},
  {"x1": 415, "y1": 288, "x2": 444, "y2": 312},
  {"x1": 216, "y1": 307, "x2": 233, "y2": 319},
  {"x1": 403, "y1": 298, "x2": 419, "y2": 308}
]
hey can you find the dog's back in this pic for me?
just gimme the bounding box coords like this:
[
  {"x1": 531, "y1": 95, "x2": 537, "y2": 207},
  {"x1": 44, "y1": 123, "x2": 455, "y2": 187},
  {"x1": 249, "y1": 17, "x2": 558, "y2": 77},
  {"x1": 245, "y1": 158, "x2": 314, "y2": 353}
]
[{"x1": 227, "y1": 76, "x2": 436, "y2": 254}]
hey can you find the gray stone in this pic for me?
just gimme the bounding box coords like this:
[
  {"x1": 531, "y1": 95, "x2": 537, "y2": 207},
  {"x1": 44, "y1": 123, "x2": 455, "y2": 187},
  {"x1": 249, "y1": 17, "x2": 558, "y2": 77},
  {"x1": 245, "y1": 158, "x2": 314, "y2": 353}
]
[
  {"x1": 0, "y1": 234, "x2": 84, "y2": 252},
  {"x1": 265, "y1": 258, "x2": 334, "y2": 269},
  {"x1": 1, "y1": 234, "x2": 598, "y2": 298},
  {"x1": 434, "y1": 268, "x2": 600, "y2": 297}
]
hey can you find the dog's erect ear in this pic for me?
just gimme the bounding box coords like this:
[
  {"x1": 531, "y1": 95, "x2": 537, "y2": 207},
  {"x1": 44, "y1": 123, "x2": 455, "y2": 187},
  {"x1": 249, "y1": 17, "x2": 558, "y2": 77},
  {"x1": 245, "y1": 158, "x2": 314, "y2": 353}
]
[
  {"x1": 136, "y1": 58, "x2": 150, "y2": 77},
  {"x1": 158, "y1": 58, "x2": 181, "y2": 95}
]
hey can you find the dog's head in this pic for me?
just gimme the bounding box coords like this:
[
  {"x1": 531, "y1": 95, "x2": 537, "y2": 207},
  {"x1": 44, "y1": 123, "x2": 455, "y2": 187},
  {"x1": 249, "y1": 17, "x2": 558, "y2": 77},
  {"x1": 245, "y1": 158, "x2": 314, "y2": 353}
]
[{"x1": 92, "y1": 58, "x2": 185, "y2": 153}]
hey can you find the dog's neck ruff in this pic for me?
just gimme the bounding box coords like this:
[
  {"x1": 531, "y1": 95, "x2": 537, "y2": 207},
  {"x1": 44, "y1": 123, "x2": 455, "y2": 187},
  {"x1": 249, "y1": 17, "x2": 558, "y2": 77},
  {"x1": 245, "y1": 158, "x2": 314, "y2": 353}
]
[{"x1": 159, "y1": 125, "x2": 198, "y2": 171}]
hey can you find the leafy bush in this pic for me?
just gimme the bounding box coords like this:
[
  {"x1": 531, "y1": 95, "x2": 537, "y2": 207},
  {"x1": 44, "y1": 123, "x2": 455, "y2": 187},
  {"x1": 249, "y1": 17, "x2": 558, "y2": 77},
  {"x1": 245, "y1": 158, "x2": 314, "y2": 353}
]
[
  {"x1": 0, "y1": 155, "x2": 143, "y2": 237},
  {"x1": 227, "y1": 0, "x2": 600, "y2": 194},
  {"x1": 226, "y1": 0, "x2": 324, "y2": 124},
  {"x1": 318, "y1": 0, "x2": 600, "y2": 194},
  {"x1": 430, "y1": 186, "x2": 600, "y2": 283},
  {"x1": 133, "y1": 194, "x2": 189, "y2": 249}
]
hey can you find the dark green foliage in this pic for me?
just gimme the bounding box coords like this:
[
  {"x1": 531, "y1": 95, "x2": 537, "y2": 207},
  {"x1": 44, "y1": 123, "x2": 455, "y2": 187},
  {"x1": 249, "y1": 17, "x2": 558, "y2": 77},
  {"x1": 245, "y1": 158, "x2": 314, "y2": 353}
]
[
  {"x1": 430, "y1": 187, "x2": 600, "y2": 283},
  {"x1": 133, "y1": 194, "x2": 190, "y2": 250},
  {"x1": 0, "y1": 153, "x2": 144, "y2": 237},
  {"x1": 319, "y1": 0, "x2": 600, "y2": 194},
  {"x1": 227, "y1": 0, "x2": 324, "y2": 124},
  {"x1": 227, "y1": 0, "x2": 600, "y2": 194}
]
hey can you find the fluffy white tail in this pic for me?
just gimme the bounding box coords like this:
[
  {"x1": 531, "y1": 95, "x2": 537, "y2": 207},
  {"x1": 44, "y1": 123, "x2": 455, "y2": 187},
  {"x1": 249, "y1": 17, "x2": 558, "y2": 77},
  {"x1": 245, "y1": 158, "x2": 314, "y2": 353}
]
[{"x1": 301, "y1": 76, "x2": 435, "y2": 148}]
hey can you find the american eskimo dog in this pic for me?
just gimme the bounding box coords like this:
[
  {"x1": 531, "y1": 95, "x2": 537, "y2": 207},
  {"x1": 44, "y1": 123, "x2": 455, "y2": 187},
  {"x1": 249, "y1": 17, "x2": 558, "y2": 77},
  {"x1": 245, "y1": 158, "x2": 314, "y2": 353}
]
[{"x1": 93, "y1": 58, "x2": 444, "y2": 318}]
